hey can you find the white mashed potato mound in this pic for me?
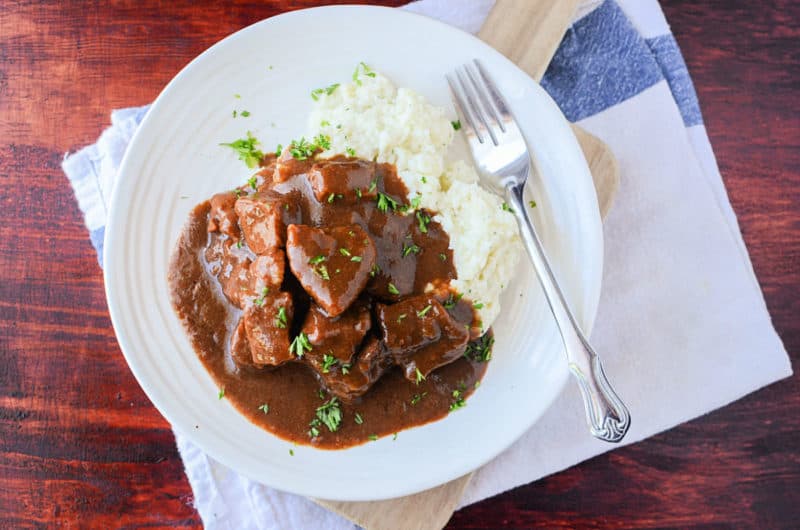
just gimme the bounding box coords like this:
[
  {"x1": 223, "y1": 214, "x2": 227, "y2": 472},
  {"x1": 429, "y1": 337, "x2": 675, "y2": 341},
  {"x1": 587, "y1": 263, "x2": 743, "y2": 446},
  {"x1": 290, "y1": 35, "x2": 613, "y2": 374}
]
[{"x1": 309, "y1": 71, "x2": 522, "y2": 328}]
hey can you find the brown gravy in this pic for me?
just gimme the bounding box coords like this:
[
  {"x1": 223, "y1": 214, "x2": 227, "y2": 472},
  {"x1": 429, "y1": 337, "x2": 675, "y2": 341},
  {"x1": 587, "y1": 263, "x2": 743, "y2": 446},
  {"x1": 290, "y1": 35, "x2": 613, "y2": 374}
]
[{"x1": 168, "y1": 153, "x2": 491, "y2": 448}]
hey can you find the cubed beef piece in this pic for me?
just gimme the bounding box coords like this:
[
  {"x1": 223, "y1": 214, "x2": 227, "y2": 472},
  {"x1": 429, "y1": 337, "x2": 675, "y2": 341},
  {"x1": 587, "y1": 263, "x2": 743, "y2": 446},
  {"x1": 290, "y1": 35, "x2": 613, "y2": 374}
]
[
  {"x1": 307, "y1": 158, "x2": 377, "y2": 204},
  {"x1": 273, "y1": 146, "x2": 317, "y2": 183},
  {"x1": 219, "y1": 253, "x2": 252, "y2": 309},
  {"x1": 243, "y1": 291, "x2": 294, "y2": 366},
  {"x1": 285, "y1": 224, "x2": 377, "y2": 317},
  {"x1": 230, "y1": 317, "x2": 256, "y2": 368},
  {"x1": 317, "y1": 338, "x2": 393, "y2": 402},
  {"x1": 301, "y1": 302, "x2": 371, "y2": 377},
  {"x1": 234, "y1": 195, "x2": 285, "y2": 254},
  {"x1": 249, "y1": 248, "x2": 285, "y2": 295},
  {"x1": 208, "y1": 191, "x2": 240, "y2": 238},
  {"x1": 377, "y1": 294, "x2": 469, "y2": 381}
]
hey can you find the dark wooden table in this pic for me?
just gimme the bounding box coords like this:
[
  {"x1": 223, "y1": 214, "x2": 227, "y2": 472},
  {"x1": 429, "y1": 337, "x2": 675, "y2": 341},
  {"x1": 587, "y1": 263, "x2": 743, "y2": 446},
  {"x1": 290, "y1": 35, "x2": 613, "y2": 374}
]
[{"x1": 1, "y1": 1, "x2": 797, "y2": 528}]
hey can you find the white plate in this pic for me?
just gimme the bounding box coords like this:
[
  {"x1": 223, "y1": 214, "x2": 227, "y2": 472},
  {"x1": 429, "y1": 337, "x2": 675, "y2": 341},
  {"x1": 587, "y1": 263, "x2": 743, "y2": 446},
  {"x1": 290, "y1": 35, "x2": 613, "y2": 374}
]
[{"x1": 104, "y1": 5, "x2": 602, "y2": 501}]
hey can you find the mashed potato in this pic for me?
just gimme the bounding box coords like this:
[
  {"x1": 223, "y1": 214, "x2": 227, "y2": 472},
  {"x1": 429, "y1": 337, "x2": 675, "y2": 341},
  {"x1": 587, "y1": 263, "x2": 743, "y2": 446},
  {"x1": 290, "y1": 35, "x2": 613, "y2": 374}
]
[{"x1": 308, "y1": 68, "x2": 522, "y2": 328}]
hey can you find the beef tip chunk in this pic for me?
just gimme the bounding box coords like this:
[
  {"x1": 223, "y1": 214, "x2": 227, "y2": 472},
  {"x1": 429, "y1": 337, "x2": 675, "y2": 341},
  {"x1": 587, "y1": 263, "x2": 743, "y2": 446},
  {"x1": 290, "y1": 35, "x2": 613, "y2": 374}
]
[
  {"x1": 230, "y1": 317, "x2": 256, "y2": 368},
  {"x1": 317, "y1": 338, "x2": 393, "y2": 402},
  {"x1": 307, "y1": 158, "x2": 377, "y2": 204},
  {"x1": 286, "y1": 224, "x2": 377, "y2": 317},
  {"x1": 273, "y1": 145, "x2": 317, "y2": 183},
  {"x1": 219, "y1": 253, "x2": 252, "y2": 309},
  {"x1": 377, "y1": 294, "x2": 469, "y2": 381},
  {"x1": 301, "y1": 302, "x2": 371, "y2": 377},
  {"x1": 234, "y1": 195, "x2": 286, "y2": 254},
  {"x1": 249, "y1": 248, "x2": 285, "y2": 295},
  {"x1": 208, "y1": 191, "x2": 240, "y2": 238},
  {"x1": 243, "y1": 291, "x2": 294, "y2": 367}
]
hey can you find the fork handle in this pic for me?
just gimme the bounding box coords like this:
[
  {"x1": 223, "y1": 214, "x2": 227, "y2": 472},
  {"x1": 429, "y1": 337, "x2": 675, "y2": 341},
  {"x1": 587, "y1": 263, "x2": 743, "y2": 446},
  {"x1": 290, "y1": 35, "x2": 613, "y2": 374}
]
[{"x1": 506, "y1": 184, "x2": 631, "y2": 443}]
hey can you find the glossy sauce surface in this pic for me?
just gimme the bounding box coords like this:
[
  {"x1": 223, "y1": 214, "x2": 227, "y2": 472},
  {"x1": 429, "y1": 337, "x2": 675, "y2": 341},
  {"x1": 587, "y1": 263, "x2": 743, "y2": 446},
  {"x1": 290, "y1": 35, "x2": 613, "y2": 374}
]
[{"x1": 168, "y1": 154, "x2": 490, "y2": 448}]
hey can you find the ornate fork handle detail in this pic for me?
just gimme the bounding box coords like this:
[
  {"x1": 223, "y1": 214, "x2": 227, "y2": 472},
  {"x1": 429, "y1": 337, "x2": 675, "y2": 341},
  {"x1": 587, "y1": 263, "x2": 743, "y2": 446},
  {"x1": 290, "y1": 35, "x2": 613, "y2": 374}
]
[{"x1": 507, "y1": 185, "x2": 630, "y2": 443}]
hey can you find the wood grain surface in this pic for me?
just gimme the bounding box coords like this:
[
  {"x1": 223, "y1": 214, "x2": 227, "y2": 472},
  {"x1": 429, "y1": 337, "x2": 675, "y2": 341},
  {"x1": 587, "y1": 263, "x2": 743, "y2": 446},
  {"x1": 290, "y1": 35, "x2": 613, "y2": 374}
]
[{"x1": 0, "y1": 1, "x2": 797, "y2": 528}]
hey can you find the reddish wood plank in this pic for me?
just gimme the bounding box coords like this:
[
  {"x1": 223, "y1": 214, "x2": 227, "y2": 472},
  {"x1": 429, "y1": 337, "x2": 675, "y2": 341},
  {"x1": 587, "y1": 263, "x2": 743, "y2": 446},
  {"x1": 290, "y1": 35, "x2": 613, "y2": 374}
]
[{"x1": 0, "y1": 0, "x2": 797, "y2": 528}]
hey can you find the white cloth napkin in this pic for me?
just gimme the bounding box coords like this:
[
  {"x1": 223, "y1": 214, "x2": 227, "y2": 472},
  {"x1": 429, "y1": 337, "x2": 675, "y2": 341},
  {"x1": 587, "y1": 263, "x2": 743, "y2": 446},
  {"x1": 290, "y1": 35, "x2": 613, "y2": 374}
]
[{"x1": 62, "y1": 0, "x2": 792, "y2": 528}]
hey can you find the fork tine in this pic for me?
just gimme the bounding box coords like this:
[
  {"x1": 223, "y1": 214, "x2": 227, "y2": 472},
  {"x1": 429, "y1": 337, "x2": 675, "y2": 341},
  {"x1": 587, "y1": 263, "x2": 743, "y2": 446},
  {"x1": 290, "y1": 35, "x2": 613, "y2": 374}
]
[
  {"x1": 446, "y1": 73, "x2": 484, "y2": 144},
  {"x1": 456, "y1": 67, "x2": 498, "y2": 146},
  {"x1": 464, "y1": 62, "x2": 506, "y2": 134},
  {"x1": 473, "y1": 59, "x2": 513, "y2": 123}
]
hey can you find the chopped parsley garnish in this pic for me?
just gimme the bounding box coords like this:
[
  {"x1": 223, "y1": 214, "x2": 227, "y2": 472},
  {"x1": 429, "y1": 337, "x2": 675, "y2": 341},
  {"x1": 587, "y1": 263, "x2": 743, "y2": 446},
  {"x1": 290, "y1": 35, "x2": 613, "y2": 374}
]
[
  {"x1": 254, "y1": 287, "x2": 270, "y2": 307},
  {"x1": 220, "y1": 131, "x2": 264, "y2": 168},
  {"x1": 354, "y1": 412, "x2": 364, "y2": 425},
  {"x1": 346, "y1": 147, "x2": 356, "y2": 157},
  {"x1": 402, "y1": 242, "x2": 421, "y2": 257},
  {"x1": 473, "y1": 301, "x2": 484, "y2": 309},
  {"x1": 451, "y1": 120, "x2": 462, "y2": 130},
  {"x1": 416, "y1": 210, "x2": 431, "y2": 233},
  {"x1": 368, "y1": 179, "x2": 378, "y2": 193},
  {"x1": 258, "y1": 403, "x2": 269, "y2": 414},
  {"x1": 315, "y1": 264, "x2": 330, "y2": 280},
  {"x1": 368, "y1": 434, "x2": 378, "y2": 441},
  {"x1": 355, "y1": 188, "x2": 362, "y2": 199},
  {"x1": 529, "y1": 200, "x2": 537, "y2": 208},
  {"x1": 352, "y1": 61, "x2": 376, "y2": 86},
  {"x1": 314, "y1": 133, "x2": 331, "y2": 150},
  {"x1": 370, "y1": 264, "x2": 381, "y2": 277},
  {"x1": 341, "y1": 363, "x2": 351, "y2": 375},
  {"x1": 397, "y1": 313, "x2": 407, "y2": 323},
  {"x1": 410, "y1": 194, "x2": 422, "y2": 209},
  {"x1": 318, "y1": 389, "x2": 326, "y2": 400},
  {"x1": 315, "y1": 397, "x2": 342, "y2": 433},
  {"x1": 311, "y1": 83, "x2": 340, "y2": 101},
  {"x1": 350, "y1": 256, "x2": 363, "y2": 262},
  {"x1": 218, "y1": 388, "x2": 225, "y2": 399},
  {"x1": 320, "y1": 119, "x2": 330, "y2": 127},
  {"x1": 387, "y1": 282, "x2": 400, "y2": 295},
  {"x1": 288, "y1": 134, "x2": 330, "y2": 160},
  {"x1": 321, "y1": 354, "x2": 338, "y2": 373},
  {"x1": 308, "y1": 421, "x2": 320, "y2": 438},
  {"x1": 464, "y1": 333, "x2": 494, "y2": 362},
  {"x1": 339, "y1": 247, "x2": 351, "y2": 257},
  {"x1": 415, "y1": 368, "x2": 425, "y2": 385},
  {"x1": 421, "y1": 176, "x2": 427, "y2": 184},
  {"x1": 289, "y1": 449, "x2": 294, "y2": 456},
  {"x1": 309, "y1": 255, "x2": 326, "y2": 265},
  {"x1": 449, "y1": 397, "x2": 467, "y2": 411},
  {"x1": 438, "y1": 253, "x2": 447, "y2": 262},
  {"x1": 289, "y1": 332, "x2": 313, "y2": 358},
  {"x1": 232, "y1": 110, "x2": 237, "y2": 118},
  {"x1": 236, "y1": 240, "x2": 243, "y2": 249},
  {"x1": 501, "y1": 202, "x2": 514, "y2": 213},
  {"x1": 247, "y1": 175, "x2": 258, "y2": 190},
  {"x1": 443, "y1": 292, "x2": 463, "y2": 310},
  {"x1": 417, "y1": 304, "x2": 432, "y2": 317},
  {"x1": 274, "y1": 306, "x2": 288, "y2": 329},
  {"x1": 240, "y1": 110, "x2": 251, "y2": 117},
  {"x1": 275, "y1": 144, "x2": 283, "y2": 157},
  {"x1": 328, "y1": 193, "x2": 336, "y2": 204},
  {"x1": 392, "y1": 433, "x2": 398, "y2": 441},
  {"x1": 410, "y1": 392, "x2": 427, "y2": 405},
  {"x1": 234, "y1": 94, "x2": 241, "y2": 99},
  {"x1": 376, "y1": 192, "x2": 400, "y2": 213}
]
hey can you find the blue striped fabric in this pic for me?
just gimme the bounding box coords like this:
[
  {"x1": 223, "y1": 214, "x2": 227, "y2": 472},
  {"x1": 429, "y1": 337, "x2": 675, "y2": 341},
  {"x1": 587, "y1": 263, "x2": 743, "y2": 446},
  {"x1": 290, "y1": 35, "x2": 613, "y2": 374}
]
[{"x1": 541, "y1": 0, "x2": 702, "y2": 126}]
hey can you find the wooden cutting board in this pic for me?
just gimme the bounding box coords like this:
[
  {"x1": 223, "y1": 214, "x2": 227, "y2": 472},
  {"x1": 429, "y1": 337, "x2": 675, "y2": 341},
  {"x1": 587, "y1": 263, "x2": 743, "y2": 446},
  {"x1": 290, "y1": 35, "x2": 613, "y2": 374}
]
[{"x1": 313, "y1": 1, "x2": 619, "y2": 528}]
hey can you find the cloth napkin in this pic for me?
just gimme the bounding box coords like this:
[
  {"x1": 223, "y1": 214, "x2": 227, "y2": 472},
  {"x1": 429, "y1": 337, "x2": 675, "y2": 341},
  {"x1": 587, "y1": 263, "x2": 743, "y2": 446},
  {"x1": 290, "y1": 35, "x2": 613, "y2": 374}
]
[{"x1": 63, "y1": 0, "x2": 793, "y2": 528}]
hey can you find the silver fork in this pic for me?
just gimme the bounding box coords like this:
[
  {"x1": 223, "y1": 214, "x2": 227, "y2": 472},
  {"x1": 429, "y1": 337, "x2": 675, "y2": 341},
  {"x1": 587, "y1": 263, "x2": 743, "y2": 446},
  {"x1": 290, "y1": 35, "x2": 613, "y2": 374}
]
[{"x1": 447, "y1": 60, "x2": 631, "y2": 443}]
